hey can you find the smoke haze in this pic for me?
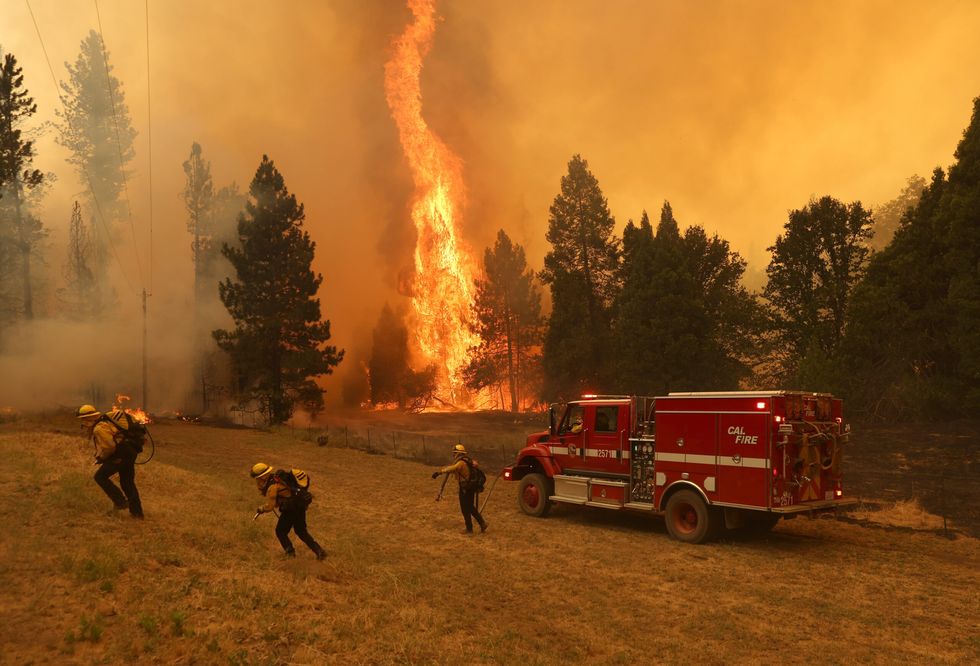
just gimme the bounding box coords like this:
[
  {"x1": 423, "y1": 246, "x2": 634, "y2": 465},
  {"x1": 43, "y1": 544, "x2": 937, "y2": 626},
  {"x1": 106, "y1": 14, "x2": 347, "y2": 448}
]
[{"x1": 2, "y1": 0, "x2": 980, "y2": 411}]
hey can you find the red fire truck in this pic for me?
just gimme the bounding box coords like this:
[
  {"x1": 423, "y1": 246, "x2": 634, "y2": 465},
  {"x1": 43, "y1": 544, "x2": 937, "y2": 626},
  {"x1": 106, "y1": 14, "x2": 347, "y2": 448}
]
[{"x1": 502, "y1": 391, "x2": 855, "y2": 543}]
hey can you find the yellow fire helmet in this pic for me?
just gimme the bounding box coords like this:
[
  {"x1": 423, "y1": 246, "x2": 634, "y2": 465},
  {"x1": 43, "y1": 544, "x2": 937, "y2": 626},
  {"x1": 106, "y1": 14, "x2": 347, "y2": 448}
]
[
  {"x1": 76, "y1": 404, "x2": 101, "y2": 419},
  {"x1": 250, "y1": 462, "x2": 274, "y2": 479},
  {"x1": 452, "y1": 443, "x2": 467, "y2": 457}
]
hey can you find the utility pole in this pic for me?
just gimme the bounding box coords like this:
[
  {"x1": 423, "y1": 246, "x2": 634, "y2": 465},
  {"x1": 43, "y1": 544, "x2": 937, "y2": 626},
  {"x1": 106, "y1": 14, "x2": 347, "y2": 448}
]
[{"x1": 142, "y1": 288, "x2": 148, "y2": 410}]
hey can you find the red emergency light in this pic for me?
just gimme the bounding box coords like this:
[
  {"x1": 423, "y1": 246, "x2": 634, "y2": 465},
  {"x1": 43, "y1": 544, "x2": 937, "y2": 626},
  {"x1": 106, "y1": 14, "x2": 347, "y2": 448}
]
[
  {"x1": 582, "y1": 393, "x2": 598, "y2": 399},
  {"x1": 503, "y1": 470, "x2": 512, "y2": 480}
]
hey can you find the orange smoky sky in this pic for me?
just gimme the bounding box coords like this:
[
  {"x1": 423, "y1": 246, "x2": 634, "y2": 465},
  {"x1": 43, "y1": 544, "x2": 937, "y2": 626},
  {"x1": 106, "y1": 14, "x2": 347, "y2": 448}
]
[{"x1": 3, "y1": 0, "x2": 980, "y2": 409}]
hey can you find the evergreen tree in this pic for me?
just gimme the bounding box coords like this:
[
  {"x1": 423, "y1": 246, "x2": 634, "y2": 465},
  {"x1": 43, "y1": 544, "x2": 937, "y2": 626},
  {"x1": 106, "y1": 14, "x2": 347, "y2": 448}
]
[
  {"x1": 57, "y1": 201, "x2": 95, "y2": 319},
  {"x1": 871, "y1": 174, "x2": 926, "y2": 251},
  {"x1": 464, "y1": 230, "x2": 543, "y2": 411},
  {"x1": 57, "y1": 30, "x2": 136, "y2": 309},
  {"x1": 213, "y1": 156, "x2": 343, "y2": 423},
  {"x1": 612, "y1": 203, "x2": 760, "y2": 394},
  {"x1": 845, "y1": 98, "x2": 980, "y2": 418},
  {"x1": 764, "y1": 196, "x2": 872, "y2": 384},
  {"x1": 541, "y1": 154, "x2": 619, "y2": 398},
  {"x1": 58, "y1": 30, "x2": 135, "y2": 223},
  {"x1": 368, "y1": 303, "x2": 436, "y2": 410},
  {"x1": 0, "y1": 50, "x2": 45, "y2": 322},
  {"x1": 182, "y1": 142, "x2": 214, "y2": 306}
]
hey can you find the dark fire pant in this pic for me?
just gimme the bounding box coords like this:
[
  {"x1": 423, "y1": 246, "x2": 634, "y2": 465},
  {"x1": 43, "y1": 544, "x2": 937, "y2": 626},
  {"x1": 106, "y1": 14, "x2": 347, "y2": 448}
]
[
  {"x1": 94, "y1": 452, "x2": 143, "y2": 518},
  {"x1": 458, "y1": 487, "x2": 486, "y2": 532},
  {"x1": 275, "y1": 505, "x2": 323, "y2": 555}
]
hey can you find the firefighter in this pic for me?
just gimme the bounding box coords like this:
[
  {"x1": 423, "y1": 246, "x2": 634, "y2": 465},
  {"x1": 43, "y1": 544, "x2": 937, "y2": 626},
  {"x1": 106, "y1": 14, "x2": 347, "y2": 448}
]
[
  {"x1": 250, "y1": 462, "x2": 326, "y2": 560},
  {"x1": 430, "y1": 444, "x2": 487, "y2": 535},
  {"x1": 76, "y1": 404, "x2": 144, "y2": 519}
]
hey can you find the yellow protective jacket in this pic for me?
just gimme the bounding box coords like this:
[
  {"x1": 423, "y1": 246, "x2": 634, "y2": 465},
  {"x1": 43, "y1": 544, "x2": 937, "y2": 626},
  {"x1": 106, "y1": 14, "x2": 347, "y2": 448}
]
[
  {"x1": 438, "y1": 458, "x2": 473, "y2": 489},
  {"x1": 92, "y1": 410, "x2": 129, "y2": 461},
  {"x1": 257, "y1": 478, "x2": 292, "y2": 513}
]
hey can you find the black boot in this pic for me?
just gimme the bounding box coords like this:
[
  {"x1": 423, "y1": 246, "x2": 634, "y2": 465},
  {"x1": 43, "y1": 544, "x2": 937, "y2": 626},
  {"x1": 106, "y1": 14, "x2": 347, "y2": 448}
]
[
  {"x1": 315, "y1": 548, "x2": 327, "y2": 561},
  {"x1": 283, "y1": 547, "x2": 296, "y2": 558}
]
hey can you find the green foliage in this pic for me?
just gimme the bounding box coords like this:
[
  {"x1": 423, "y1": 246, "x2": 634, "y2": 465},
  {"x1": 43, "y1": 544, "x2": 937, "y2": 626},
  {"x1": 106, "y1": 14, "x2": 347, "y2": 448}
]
[
  {"x1": 871, "y1": 175, "x2": 926, "y2": 251},
  {"x1": 138, "y1": 614, "x2": 159, "y2": 637},
  {"x1": 182, "y1": 141, "x2": 215, "y2": 300},
  {"x1": 170, "y1": 610, "x2": 189, "y2": 637},
  {"x1": 0, "y1": 49, "x2": 46, "y2": 321},
  {"x1": 368, "y1": 303, "x2": 435, "y2": 409},
  {"x1": 843, "y1": 97, "x2": 980, "y2": 419},
  {"x1": 541, "y1": 154, "x2": 620, "y2": 397},
  {"x1": 612, "y1": 204, "x2": 761, "y2": 394},
  {"x1": 78, "y1": 614, "x2": 104, "y2": 642},
  {"x1": 214, "y1": 156, "x2": 343, "y2": 423},
  {"x1": 464, "y1": 230, "x2": 544, "y2": 410},
  {"x1": 764, "y1": 195, "x2": 873, "y2": 383},
  {"x1": 57, "y1": 30, "x2": 135, "y2": 224}
]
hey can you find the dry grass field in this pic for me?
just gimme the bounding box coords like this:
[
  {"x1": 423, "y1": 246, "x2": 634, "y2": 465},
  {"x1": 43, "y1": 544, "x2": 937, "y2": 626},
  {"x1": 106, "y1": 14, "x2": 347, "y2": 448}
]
[{"x1": 0, "y1": 411, "x2": 977, "y2": 664}]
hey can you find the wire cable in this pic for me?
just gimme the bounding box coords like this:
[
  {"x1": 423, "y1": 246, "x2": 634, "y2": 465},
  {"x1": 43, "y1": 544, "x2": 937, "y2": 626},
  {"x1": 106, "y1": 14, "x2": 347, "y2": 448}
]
[
  {"x1": 144, "y1": 0, "x2": 154, "y2": 293},
  {"x1": 25, "y1": 0, "x2": 136, "y2": 295}
]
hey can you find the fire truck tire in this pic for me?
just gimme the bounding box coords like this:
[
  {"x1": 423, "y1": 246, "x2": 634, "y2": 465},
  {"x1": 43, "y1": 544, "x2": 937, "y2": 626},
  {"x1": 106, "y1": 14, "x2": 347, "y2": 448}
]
[
  {"x1": 517, "y1": 473, "x2": 552, "y2": 518},
  {"x1": 664, "y1": 489, "x2": 715, "y2": 544}
]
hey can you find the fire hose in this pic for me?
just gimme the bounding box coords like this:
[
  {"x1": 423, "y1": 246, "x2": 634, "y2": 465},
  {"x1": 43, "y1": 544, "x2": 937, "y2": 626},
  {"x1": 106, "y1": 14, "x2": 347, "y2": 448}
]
[{"x1": 478, "y1": 471, "x2": 504, "y2": 514}]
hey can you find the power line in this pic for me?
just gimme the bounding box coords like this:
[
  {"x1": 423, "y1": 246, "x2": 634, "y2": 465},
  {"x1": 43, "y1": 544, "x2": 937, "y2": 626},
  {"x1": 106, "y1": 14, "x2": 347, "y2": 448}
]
[
  {"x1": 145, "y1": 0, "x2": 153, "y2": 293},
  {"x1": 94, "y1": 0, "x2": 145, "y2": 289},
  {"x1": 24, "y1": 0, "x2": 136, "y2": 296}
]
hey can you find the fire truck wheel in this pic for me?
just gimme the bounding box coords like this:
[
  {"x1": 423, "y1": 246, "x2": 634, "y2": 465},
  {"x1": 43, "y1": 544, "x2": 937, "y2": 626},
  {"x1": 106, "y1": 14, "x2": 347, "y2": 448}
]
[
  {"x1": 664, "y1": 489, "x2": 715, "y2": 544},
  {"x1": 517, "y1": 473, "x2": 552, "y2": 518}
]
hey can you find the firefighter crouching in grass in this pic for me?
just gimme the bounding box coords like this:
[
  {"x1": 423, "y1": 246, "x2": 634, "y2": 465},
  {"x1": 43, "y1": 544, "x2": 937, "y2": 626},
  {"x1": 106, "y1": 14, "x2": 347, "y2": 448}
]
[
  {"x1": 76, "y1": 404, "x2": 144, "y2": 519},
  {"x1": 250, "y1": 463, "x2": 326, "y2": 560},
  {"x1": 431, "y1": 444, "x2": 488, "y2": 535}
]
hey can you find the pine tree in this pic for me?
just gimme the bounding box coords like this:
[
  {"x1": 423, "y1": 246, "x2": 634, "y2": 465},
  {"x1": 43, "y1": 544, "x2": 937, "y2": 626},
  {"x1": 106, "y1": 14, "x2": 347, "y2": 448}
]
[
  {"x1": 213, "y1": 156, "x2": 343, "y2": 423},
  {"x1": 58, "y1": 30, "x2": 135, "y2": 223},
  {"x1": 464, "y1": 230, "x2": 543, "y2": 411},
  {"x1": 0, "y1": 50, "x2": 45, "y2": 321},
  {"x1": 57, "y1": 30, "x2": 136, "y2": 310},
  {"x1": 764, "y1": 196, "x2": 872, "y2": 384},
  {"x1": 844, "y1": 97, "x2": 980, "y2": 418},
  {"x1": 57, "y1": 201, "x2": 95, "y2": 319},
  {"x1": 368, "y1": 303, "x2": 436, "y2": 410},
  {"x1": 871, "y1": 174, "x2": 926, "y2": 251},
  {"x1": 182, "y1": 142, "x2": 214, "y2": 306},
  {"x1": 540, "y1": 154, "x2": 619, "y2": 398}
]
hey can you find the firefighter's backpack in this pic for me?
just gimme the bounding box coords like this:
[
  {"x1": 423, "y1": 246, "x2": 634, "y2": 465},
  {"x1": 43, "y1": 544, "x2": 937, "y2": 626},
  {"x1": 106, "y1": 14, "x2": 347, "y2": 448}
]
[
  {"x1": 275, "y1": 469, "x2": 313, "y2": 508},
  {"x1": 463, "y1": 458, "x2": 487, "y2": 493},
  {"x1": 102, "y1": 411, "x2": 148, "y2": 454}
]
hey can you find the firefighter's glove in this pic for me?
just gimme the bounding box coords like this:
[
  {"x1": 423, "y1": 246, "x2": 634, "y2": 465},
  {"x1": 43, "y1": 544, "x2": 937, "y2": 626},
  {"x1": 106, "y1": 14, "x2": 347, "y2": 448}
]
[{"x1": 431, "y1": 471, "x2": 439, "y2": 479}]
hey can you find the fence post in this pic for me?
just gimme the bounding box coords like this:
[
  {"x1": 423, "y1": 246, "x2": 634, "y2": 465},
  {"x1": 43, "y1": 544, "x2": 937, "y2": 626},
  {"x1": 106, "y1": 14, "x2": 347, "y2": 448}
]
[
  {"x1": 392, "y1": 431, "x2": 398, "y2": 457},
  {"x1": 422, "y1": 435, "x2": 427, "y2": 462},
  {"x1": 941, "y1": 472, "x2": 948, "y2": 538},
  {"x1": 344, "y1": 426, "x2": 349, "y2": 448},
  {"x1": 367, "y1": 428, "x2": 371, "y2": 450}
]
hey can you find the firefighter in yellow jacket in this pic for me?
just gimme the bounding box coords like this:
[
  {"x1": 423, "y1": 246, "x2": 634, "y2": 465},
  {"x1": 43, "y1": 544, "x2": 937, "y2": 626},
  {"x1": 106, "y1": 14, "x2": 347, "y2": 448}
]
[
  {"x1": 76, "y1": 404, "x2": 144, "y2": 518},
  {"x1": 431, "y1": 444, "x2": 487, "y2": 534},
  {"x1": 250, "y1": 463, "x2": 326, "y2": 560}
]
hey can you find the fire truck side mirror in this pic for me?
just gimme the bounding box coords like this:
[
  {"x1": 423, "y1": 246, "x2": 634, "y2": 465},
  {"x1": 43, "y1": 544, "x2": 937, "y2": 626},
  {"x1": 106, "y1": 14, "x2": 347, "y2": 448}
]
[{"x1": 549, "y1": 404, "x2": 557, "y2": 436}]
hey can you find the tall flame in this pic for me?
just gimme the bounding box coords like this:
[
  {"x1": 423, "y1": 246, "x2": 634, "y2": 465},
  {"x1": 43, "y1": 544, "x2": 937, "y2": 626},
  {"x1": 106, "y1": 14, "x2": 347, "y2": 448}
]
[{"x1": 384, "y1": 0, "x2": 480, "y2": 406}]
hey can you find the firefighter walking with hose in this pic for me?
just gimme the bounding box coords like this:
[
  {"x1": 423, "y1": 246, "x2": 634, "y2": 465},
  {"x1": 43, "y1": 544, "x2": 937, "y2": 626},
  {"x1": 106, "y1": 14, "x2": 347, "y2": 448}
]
[
  {"x1": 430, "y1": 444, "x2": 487, "y2": 535},
  {"x1": 76, "y1": 404, "x2": 145, "y2": 519}
]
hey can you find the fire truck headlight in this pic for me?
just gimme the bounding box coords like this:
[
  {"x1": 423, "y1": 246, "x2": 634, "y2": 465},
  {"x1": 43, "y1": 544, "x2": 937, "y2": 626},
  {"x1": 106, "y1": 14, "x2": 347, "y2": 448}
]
[
  {"x1": 835, "y1": 489, "x2": 842, "y2": 497},
  {"x1": 756, "y1": 401, "x2": 767, "y2": 410},
  {"x1": 504, "y1": 470, "x2": 512, "y2": 480}
]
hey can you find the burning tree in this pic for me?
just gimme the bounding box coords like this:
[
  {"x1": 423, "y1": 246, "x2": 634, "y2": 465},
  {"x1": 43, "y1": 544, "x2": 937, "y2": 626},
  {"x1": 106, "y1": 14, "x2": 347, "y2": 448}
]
[
  {"x1": 213, "y1": 156, "x2": 343, "y2": 424},
  {"x1": 368, "y1": 303, "x2": 436, "y2": 410}
]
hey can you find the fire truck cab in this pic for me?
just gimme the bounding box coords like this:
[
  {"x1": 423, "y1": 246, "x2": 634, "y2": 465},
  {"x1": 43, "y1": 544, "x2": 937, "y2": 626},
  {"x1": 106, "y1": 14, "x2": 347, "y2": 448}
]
[{"x1": 502, "y1": 391, "x2": 855, "y2": 543}]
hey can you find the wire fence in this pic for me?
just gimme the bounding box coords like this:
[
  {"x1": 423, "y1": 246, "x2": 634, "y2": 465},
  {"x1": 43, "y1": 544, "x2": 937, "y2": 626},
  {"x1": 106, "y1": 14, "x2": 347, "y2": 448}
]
[{"x1": 281, "y1": 424, "x2": 528, "y2": 472}]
